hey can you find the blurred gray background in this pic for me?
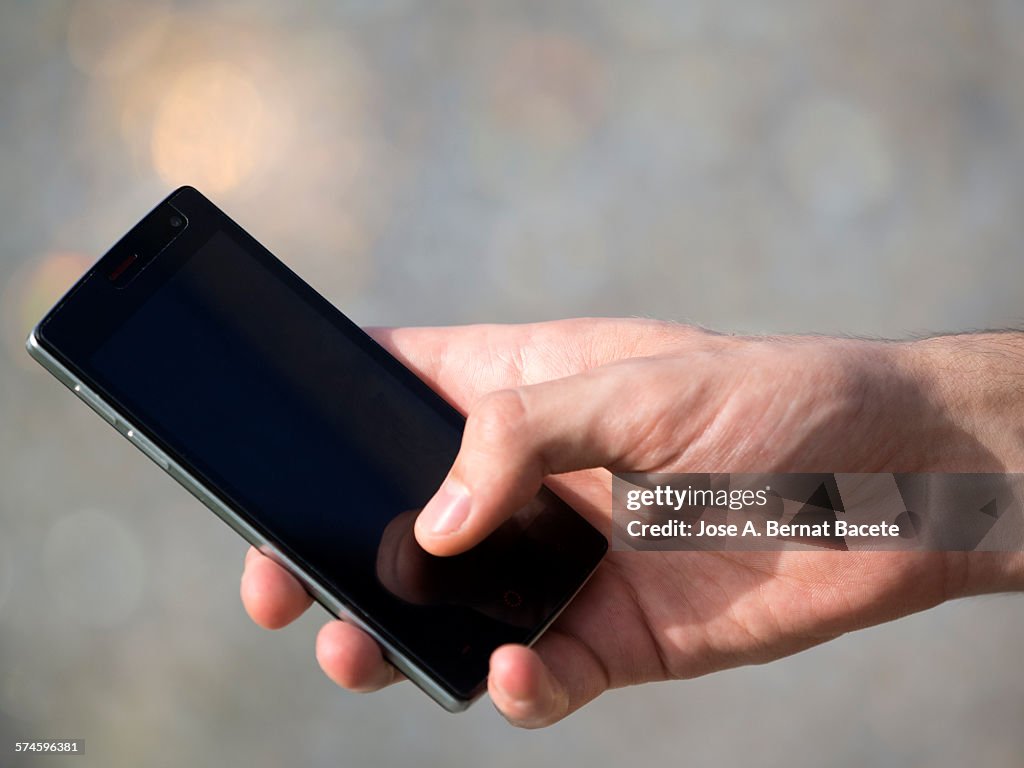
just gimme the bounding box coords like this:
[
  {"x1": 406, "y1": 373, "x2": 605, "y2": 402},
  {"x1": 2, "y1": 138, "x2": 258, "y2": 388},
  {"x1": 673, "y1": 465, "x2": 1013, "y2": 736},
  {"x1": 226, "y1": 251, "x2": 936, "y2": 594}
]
[{"x1": 3, "y1": 1, "x2": 1024, "y2": 766}]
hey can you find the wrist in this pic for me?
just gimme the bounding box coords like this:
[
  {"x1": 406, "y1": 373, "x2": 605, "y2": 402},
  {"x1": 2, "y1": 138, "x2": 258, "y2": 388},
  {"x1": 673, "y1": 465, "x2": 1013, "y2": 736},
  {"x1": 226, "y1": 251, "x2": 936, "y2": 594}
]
[
  {"x1": 902, "y1": 332, "x2": 1024, "y2": 472},
  {"x1": 904, "y1": 332, "x2": 1024, "y2": 596},
  {"x1": 950, "y1": 551, "x2": 1024, "y2": 598}
]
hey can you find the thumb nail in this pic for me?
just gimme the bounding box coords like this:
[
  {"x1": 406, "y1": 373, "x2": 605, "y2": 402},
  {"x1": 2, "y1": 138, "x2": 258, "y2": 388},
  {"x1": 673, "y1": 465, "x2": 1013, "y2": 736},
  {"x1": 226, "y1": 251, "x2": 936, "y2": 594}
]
[{"x1": 420, "y1": 480, "x2": 471, "y2": 536}]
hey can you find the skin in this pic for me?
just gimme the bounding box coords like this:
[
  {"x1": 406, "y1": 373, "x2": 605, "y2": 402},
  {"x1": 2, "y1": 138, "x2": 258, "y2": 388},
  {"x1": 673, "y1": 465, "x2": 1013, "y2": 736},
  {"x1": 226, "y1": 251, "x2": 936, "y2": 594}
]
[{"x1": 239, "y1": 318, "x2": 1024, "y2": 727}]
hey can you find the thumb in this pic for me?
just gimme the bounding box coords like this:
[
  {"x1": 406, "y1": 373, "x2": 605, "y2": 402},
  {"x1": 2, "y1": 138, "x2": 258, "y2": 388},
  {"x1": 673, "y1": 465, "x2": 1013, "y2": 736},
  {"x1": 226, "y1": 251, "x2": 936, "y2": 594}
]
[{"x1": 413, "y1": 362, "x2": 635, "y2": 556}]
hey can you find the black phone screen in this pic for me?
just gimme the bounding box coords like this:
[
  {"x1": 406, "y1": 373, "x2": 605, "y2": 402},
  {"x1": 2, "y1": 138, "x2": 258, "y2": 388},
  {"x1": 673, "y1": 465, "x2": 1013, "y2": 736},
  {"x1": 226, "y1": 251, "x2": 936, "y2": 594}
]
[{"x1": 37, "y1": 189, "x2": 607, "y2": 703}]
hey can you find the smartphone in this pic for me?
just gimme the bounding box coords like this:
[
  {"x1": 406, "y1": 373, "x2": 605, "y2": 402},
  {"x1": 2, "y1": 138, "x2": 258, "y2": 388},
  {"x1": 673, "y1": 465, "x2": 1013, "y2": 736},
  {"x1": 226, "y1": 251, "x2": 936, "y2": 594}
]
[{"x1": 26, "y1": 186, "x2": 607, "y2": 712}]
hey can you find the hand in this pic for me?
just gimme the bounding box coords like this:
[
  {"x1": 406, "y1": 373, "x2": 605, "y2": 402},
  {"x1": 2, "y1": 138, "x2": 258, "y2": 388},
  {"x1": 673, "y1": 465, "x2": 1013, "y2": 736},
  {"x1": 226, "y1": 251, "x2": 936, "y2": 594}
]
[{"x1": 241, "y1": 318, "x2": 1024, "y2": 726}]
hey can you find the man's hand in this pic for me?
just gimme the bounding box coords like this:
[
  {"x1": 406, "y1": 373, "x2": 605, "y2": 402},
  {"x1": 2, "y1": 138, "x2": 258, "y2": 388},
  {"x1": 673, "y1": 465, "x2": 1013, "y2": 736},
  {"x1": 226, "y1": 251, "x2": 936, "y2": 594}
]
[{"x1": 240, "y1": 318, "x2": 1024, "y2": 727}]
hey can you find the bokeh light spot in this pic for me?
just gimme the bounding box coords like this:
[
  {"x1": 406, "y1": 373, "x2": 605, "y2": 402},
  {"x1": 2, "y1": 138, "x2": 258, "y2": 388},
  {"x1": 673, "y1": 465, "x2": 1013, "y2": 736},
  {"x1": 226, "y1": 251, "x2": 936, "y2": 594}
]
[
  {"x1": 3, "y1": 252, "x2": 92, "y2": 369},
  {"x1": 151, "y1": 63, "x2": 267, "y2": 194}
]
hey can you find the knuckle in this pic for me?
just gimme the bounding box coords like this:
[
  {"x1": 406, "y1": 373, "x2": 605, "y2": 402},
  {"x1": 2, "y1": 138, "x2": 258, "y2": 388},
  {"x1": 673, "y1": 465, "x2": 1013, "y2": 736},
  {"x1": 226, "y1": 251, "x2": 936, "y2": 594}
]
[
  {"x1": 467, "y1": 388, "x2": 529, "y2": 451},
  {"x1": 616, "y1": 318, "x2": 723, "y2": 358}
]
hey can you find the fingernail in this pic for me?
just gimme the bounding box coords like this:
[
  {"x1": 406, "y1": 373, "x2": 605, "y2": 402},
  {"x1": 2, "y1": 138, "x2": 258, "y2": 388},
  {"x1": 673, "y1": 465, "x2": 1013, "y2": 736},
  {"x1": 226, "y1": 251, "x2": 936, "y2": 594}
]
[
  {"x1": 491, "y1": 675, "x2": 529, "y2": 707},
  {"x1": 491, "y1": 655, "x2": 557, "y2": 725},
  {"x1": 422, "y1": 480, "x2": 471, "y2": 536}
]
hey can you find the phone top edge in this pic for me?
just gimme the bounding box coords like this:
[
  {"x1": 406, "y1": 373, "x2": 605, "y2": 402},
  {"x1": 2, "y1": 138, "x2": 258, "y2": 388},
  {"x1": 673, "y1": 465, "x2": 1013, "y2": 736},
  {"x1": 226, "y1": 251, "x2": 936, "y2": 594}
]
[
  {"x1": 31, "y1": 187, "x2": 203, "y2": 336},
  {"x1": 26, "y1": 327, "x2": 70, "y2": 386},
  {"x1": 25, "y1": 327, "x2": 44, "y2": 364}
]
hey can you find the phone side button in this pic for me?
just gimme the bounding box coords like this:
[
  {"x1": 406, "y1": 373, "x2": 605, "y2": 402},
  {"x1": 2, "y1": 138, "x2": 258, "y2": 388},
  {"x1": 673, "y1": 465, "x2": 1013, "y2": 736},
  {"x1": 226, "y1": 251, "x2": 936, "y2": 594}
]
[
  {"x1": 73, "y1": 384, "x2": 117, "y2": 425},
  {"x1": 126, "y1": 428, "x2": 171, "y2": 470},
  {"x1": 166, "y1": 463, "x2": 201, "y2": 494}
]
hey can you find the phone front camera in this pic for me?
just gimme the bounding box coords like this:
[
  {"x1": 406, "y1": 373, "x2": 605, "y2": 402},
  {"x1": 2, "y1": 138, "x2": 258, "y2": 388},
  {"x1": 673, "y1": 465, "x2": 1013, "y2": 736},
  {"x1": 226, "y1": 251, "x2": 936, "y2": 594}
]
[{"x1": 169, "y1": 215, "x2": 183, "y2": 228}]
